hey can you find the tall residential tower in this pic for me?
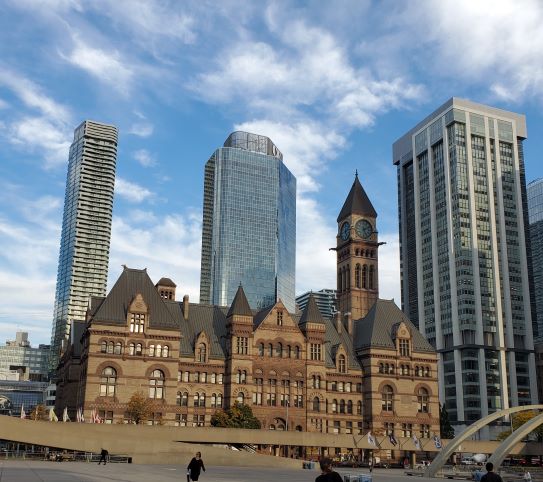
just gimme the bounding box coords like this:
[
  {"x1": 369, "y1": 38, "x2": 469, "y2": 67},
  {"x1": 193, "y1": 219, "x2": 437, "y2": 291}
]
[
  {"x1": 50, "y1": 120, "x2": 118, "y2": 370},
  {"x1": 528, "y1": 178, "x2": 543, "y2": 340},
  {"x1": 394, "y1": 98, "x2": 537, "y2": 434},
  {"x1": 199, "y1": 131, "x2": 296, "y2": 312}
]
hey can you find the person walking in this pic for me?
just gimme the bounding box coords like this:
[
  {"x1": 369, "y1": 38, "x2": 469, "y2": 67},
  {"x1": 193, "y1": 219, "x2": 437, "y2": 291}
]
[
  {"x1": 481, "y1": 462, "x2": 503, "y2": 482},
  {"x1": 98, "y1": 448, "x2": 108, "y2": 465},
  {"x1": 523, "y1": 470, "x2": 532, "y2": 482},
  {"x1": 187, "y1": 452, "x2": 205, "y2": 481},
  {"x1": 315, "y1": 457, "x2": 342, "y2": 482}
]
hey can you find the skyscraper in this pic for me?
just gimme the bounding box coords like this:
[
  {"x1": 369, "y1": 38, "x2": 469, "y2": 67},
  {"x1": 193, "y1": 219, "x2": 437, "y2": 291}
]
[
  {"x1": 199, "y1": 131, "x2": 296, "y2": 312},
  {"x1": 296, "y1": 289, "x2": 337, "y2": 319},
  {"x1": 394, "y1": 98, "x2": 537, "y2": 434},
  {"x1": 50, "y1": 120, "x2": 118, "y2": 370},
  {"x1": 528, "y1": 178, "x2": 543, "y2": 341}
]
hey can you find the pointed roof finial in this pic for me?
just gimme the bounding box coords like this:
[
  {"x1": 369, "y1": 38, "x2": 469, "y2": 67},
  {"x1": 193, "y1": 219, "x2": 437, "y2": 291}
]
[
  {"x1": 355, "y1": 169, "x2": 358, "y2": 178},
  {"x1": 337, "y1": 172, "x2": 377, "y2": 222}
]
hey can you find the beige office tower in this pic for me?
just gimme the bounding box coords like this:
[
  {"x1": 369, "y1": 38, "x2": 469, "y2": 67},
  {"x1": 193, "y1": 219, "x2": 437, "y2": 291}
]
[
  {"x1": 50, "y1": 120, "x2": 118, "y2": 371},
  {"x1": 393, "y1": 98, "x2": 537, "y2": 438}
]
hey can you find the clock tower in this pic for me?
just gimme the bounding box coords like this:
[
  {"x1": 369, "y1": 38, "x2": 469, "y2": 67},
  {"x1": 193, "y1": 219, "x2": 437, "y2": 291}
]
[{"x1": 336, "y1": 172, "x2": 379, "y2": 323}]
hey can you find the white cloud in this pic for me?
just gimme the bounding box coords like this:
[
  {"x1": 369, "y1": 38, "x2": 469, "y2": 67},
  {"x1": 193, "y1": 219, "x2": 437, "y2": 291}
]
[
  {"x1": 60, "y1": 36, "x2": 134, "y2": 94},
  {"x1": 115, "y1": 178, "x2": 153, "y2": 203},
  {"x1": 129, "y1": 122, "x2": 154, "y2": 138},
  {"x1": 109, "y1": 210, "x2": 202, "y2": 301},
  {"x1": 133, "y1": 149, "x2": 157, "y2": 167}
]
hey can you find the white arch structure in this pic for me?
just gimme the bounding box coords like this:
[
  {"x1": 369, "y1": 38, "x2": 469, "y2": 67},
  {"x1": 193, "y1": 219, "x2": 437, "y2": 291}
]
[
  {"x1": 488, "y1": 411, "x2": 543, "y2": 469},
  {"x1": 425, "y1": 404, "x2": 543, "y2": 477}
]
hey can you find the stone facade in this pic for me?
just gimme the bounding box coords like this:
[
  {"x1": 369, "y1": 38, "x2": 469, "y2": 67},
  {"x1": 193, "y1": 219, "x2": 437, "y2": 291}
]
[{"x1": 55, "y1": 174, "x2": 440, "y2": 459}]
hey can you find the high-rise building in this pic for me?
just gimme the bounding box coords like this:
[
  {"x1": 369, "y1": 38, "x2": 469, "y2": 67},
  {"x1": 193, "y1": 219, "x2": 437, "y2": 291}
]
[
  {"x1": 394, "y1": 98, "x2": 537, "y2": 434},
  {"x1": 0, "y1": 331, "x2": 50, "y2": 381},
  {"x1": 296, "y1": 289, "x2": 337, "y2": 319},
  {"x1": 50, "y1": 120, "x2": 118, "y2": 370},
  {"x1": 199, "y1": 131, "x2": 296, "y2": 312},
  {"x1": 528, "y1": 178, "x2": 543, "y2": 340}
]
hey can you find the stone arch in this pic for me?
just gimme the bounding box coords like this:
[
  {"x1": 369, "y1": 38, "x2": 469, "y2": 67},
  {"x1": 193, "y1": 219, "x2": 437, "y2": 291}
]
[
  {"x1": 95, "y1": 360, "x2": 124, "y2": 377},
  {"x1": 426, "y1": 404, "x2": 543, "y2": 477},
  {"x1": 144, "y1": 364, "x2": 170, "y2": 379}
]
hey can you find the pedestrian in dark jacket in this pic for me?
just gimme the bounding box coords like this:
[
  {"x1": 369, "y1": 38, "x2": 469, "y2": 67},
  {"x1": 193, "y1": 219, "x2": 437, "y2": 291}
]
[
  {"x1": 481, "y1": 462, "x2": 503, "y2": 482},
  {"x1": 315, "y1": 457, "x2": 342, "y2": 482},
  {"x1": 98, "y1": 448, "x2": 108, "y2": 465},
  {"x1": 187, "y1": 452, "x2": 205, "y2": 481}
]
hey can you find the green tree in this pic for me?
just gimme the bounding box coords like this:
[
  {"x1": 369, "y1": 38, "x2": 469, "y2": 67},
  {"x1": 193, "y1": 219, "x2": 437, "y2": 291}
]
[
  {"x1": 211, "y1": 402, "x2": 261, "y2": 429},
  {"x1": 126, "y1": 391, "x2": 154, "y2": 424},
  {"x1": 497, "y1": 411, "x2": 543, "y2": 441},
  {"x1": 440, "y1": 403, "x2": 455, "y2": 439}
]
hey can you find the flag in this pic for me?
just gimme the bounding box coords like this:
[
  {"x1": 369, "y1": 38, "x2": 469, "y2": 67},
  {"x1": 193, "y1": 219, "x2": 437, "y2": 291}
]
[
  {"x1": 62, "y1": 406, "x2": 70, "y2": 422},
  {"x1": 93, "y1": 409, "x2": 102, "y2": 424},
  {"x1": 90, "y1": 408, "x2": 96, "y2": 423},
  {"x1": 76, "y1": 408, "x2": 81, "y2": 423},
  {"x1": 413, "y1": 434, "x2": 421, "y2": 451},
  {"x1": 80, "y1": 408, "x2": 85, "y2": 423},
  {"x1": 20, "y1": 404, "x2": 26, "y2": 419},
  {"x1": 367, "y1": 431, "x2": 377, "y2": 447},
  {"x1": 389, "y1": 433, "x2": 398, "y2": 446},
  {"x1": 49, "y1": 407, "x2": 58, "y2": 422},
  {"x1": 433, "y1": 435, "x2": 442, "y2": 449}
]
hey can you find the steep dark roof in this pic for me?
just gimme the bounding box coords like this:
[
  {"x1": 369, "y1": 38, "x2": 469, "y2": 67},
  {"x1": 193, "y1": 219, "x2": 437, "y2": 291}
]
[
  {"x1": 91, "y1": 267, "x2": 179, "y2": 330},
  {"x1": 227, "y1": 285, "x2": 253, "y2": 317},
  {"x1": 353, "y1": 299, "x2": 435, "y2": 353},
  {"x1": 253, "y1": 305, "x2": 274, "y2": 329},
  {"x1": 156, "y1": 277, "x2": 176, "y2": 287},
  {"x1": 337, "y1": 173, "x2": 377, "y2": 222},
  {"x1": 70, "y1": 320, "x2": 86, "y2": 357},
  {"x1": 322, "y1": 317, "x2": 360, "y2": 369},
  {"x1": 298, "y1": 294, "x2": 326, "y2": 325}
]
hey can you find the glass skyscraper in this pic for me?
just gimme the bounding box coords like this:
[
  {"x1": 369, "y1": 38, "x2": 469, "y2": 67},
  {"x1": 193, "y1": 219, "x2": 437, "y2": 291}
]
[
  {"x1": 50, "y1": 120, "x2": 118, "y2": 370},
  {"x1": 528, "y1": 178, "x2": 543, "y2": 341},
  {"x1": 199, "y1": 131, "x2": 296, "y2": 312},
  {"x1": 394, "y1": 98, "x2": 537, "y2": 435}
]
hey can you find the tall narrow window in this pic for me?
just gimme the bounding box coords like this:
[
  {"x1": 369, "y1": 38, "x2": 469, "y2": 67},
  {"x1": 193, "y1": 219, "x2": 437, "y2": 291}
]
[
  {"x1": 236, "y1": 337, "x2": 248, "y2": 355},
  {"x1": 399, "y1": 339, "x2": 410, "y2": 357},
  {"x1": 369, "y1": 265, "x2": 374, "y2": 290},
  {"x1": 149, "y1": 369, "x2": 164, "y2": 399},
  {"x1": 277, "y1": 311, "x2": 283, "y2": 325},
  {"x1": 382, "y1": 385, "x2": 394, "y2": 411},
  {"x1": 417, "y1": 387, "x2": 429, "y2": 413},
  {"x1": 198, "y1": 343, "x2": 207, "y2": 362},
  {"x1": 114, "y1": 342, "x2": 122, "y2": 355},
  {"x1": 258, "y1": 343, "x2": 264, "y2": 356},
  {"x1": 129, "y1": 343, "x2": 135, "y2": 356},
  {"x1": 100, "y1": 367, "x2": 117, "y2": 397},
  {"x1": 338, "y1": 354, "x2": 346, "y2": 373},
  {"x1": 162, "y1": 345, "x2": 169, "y2": 358},
  {"x1": 313, "y1": 397, "x2": 320, "y2": 412},
  {"x1": 362, "y1": 265, "x2": 368, "y2": 289},
  {"x1": 130, "y1": 313, "x2": 145, "y2": 333},
  {"x1": 355, "y1": 264, "x2": 361, "y2": 288}
]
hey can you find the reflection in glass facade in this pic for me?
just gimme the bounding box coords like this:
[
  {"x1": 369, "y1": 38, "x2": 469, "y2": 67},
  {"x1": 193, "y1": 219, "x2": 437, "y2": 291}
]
[
  {"x1": 394, "y1": 99, "x2": 537, "y2": 436},
  {"x1": 528, "y1": 178, "x2": 543, "y2": 340},
  {"x1": 200, "y1": 131, "x2": 296, "y2": 312},
  {"x1": 50, "y1": 121, "x2": 118, "y2": 370}
]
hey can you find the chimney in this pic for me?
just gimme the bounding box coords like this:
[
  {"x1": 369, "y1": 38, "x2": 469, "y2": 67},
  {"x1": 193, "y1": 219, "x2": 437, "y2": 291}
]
[
  {"x1": 335, "y1": 311, "x2": 342, "y2": 334},
  {"x1": 346, "y1": 312, "x2": 353, "y2": 336},
  {"x1": 183, "y1": 295, "x2": 189, "y2": 320}
]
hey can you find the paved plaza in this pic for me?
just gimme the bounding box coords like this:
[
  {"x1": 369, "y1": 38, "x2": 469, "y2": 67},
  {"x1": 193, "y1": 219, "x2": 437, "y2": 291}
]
[{"x1": 0, "y1": 461, "x2": 432, "y2": 482}]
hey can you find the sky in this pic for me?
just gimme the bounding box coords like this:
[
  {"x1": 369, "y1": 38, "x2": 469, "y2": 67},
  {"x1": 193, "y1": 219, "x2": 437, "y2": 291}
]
[{"x1": 1, "y1": 0, "x2": 543, "y2": 346}]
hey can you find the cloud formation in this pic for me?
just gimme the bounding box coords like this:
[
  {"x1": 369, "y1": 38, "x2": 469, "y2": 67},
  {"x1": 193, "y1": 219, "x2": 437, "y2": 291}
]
[{"x1": 115, "y1": 178, "x2": 153, "y2": 203}]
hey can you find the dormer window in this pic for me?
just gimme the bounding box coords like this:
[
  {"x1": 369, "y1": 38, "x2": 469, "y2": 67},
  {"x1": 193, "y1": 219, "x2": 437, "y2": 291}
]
[
  {"x1": 399, "y1": 339, "x2": 410, "y2": 357},
  {"x1": 130, "y1": 313, "x2": 145, "y2": 333},
  {"x1": 338, "y1": 354, "x2": 346, "y2": 373}
]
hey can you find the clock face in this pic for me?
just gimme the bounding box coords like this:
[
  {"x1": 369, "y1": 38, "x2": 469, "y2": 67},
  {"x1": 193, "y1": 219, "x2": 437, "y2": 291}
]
[
  {"x1": 355, "y1": 219, "x2": 373, "y2": 239},
  {"x1": 340, "y1": 222, "x2": 351, "y2": 241}
]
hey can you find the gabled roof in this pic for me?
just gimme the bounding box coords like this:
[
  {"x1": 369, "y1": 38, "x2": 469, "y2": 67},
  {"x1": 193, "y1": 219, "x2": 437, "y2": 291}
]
[
  {"x1": 337, "y1": 173, "x2": 377, "y2": 222},
  {"x1": 253, "y1": 305, "x2": 275, "y2": 329},
  {"x1": 353, "y1": 299, "x2": 435, "y2": 353},
  {"x1": 227, "y1": 285, "x2": 253, "y2": 317},
  {"x1": 156, "y1": 277, "x2": 176, "y2": 287},
  {"x1": 298, "y1": 294, "x2": 326, "y2": 326},
  {"x1": 91, "y1": 267, "x2": 179, "y2": 330}
]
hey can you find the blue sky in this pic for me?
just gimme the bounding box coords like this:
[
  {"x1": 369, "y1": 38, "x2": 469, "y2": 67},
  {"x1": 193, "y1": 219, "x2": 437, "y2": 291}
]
[{"x1": 1, "y1": 0, "x2": 543, "y2": 345}]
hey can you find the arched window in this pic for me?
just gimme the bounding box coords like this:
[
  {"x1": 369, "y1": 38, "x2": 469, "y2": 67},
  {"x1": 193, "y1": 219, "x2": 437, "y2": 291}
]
[
  {"x1": 340, "y1": 399, "x2": 346, "y2": 414},
  {"x1": 338, "y1": 354, "x2": 346, "y2": 373},
  {"x1": 418, "y1": 387, "x2": 429, "y2": 413},
  {"x1": 369, "y1": 265, "x2": 374, "y2": 290},
  {"x1": 276, "y1": 343, "x2": 283, "y2": 357},
  {"x1": 316, "y1": 375, "x2": 321, "y2": 389},
  {"x1": 268, "y1": 343, "x2": 273, "y2": 357},
  {"x1": 162, "y1": 345, "x2": 169, "y2": 358},
  {"x1": 107, "y1": 342, "x2": 114, "y2": 354},
  {"x1": 379, "y1": 363, "x2": 384, "y2": 373},
  {"x1": 236, "y1": 370, "x2": 241, "y2": 384},
  {"x1": 332, "y1": 399, "x2": 337, "y2": 413},
  {"x1": 198, "y1": 343, "x2": 206, "y2": 363},
  {"x1": 362, "y1": 265, "x2": 368, "y2": 289},
  {"x1": 135, "y1": 343, "x2": 142, "y2": 356},
  {"x1": 100, "y1": 367, "x2": 116, "y2": 397},
  {"x1": 181, "y1": 392, "x2": 188, "y2": 406},
  {"x1": 114, "y1": 342, "x2": 122, "y2": 355},
  {"x1": 295, "y1": 346, "x2": 300, "y2": 359},
  {"x1": 199, "y1": 393, "x2": 206, "y2": 407},
  {"x1": 312, "y1": 397, "x2": 320, "y2": 411},
  {"x1": 355, "y1": 264, "x2": 361, "y2": 288},
  {"x1": 129, "y1": 343, "x2": 135, "y2": 356},
  {"x1": 148, "y1": 344, "x2": 155, "y2": 357},
  {"x1": 382, "y1": 385, "x2": 394, "y2": 411},
  {"x1": 258, "y1": 343, "x2": 264, "y2": 356},
  {"x1": 287, "y1": 345, "x2": 292, "y2": 358},
  {"x1": 149, "y1": 369, "x2": 164, "y2": 399},
  {"x1": 211, "y1": 393, "x2": 217, "y2": 408},
  {"x1": 217, "y1": 394, "x2": 222, "y2": 407},
  {"x1": 347, "y1": 400, "x2": 353, "y2": 414},
  {"x1": 357, "y1": 401, "x2": 362, "y2": 415},
  {"x1": 200, "y1": 372, "x2": 207, "y2": 383},
  {"x1": 101, "y1": 341, "x2": 107, "y2": 353},
  {"x1": 237, "y1": 392, "x2": 245, "y2": 405},
  {"x1": 194, "y1": 393, "x2": 199, "y2": 406},
  {"x1": 425, "y1": 366, "x2": 430, "y2": 377},
  {"x1": 346, "y1": 265, "x2": 350, "y2": 289},
  {"x1": 156, "y1": 344, "x2": 162, "y2": 358}
]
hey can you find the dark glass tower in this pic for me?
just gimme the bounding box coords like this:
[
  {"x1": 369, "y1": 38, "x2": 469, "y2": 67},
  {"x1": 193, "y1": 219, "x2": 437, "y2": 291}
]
[
  {"x1": 199, "y1": 131, "x2": 296, "y2": 312},
  {"x1": 528, "y1": 178, "x2": 543, "y2": 341},
  {"x1": 50, "y1": 120, "x2": 118, "y2": 370}
]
